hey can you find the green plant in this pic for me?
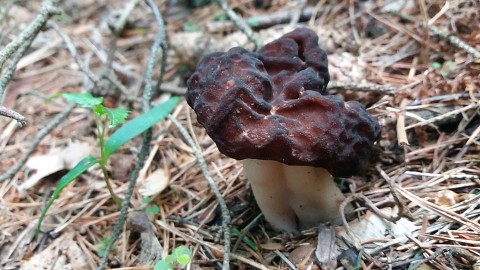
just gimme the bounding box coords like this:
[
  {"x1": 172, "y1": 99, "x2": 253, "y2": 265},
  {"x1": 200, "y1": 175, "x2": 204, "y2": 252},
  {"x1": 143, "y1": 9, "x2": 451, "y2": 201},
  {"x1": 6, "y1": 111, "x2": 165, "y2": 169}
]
[
  {"x1": 35, "y1": 94, "x2": 180, "y2": 238},
  {"x1": 154, "y1": 245, "x2": 191, "y2": 270},
  {"x1": 143, "y1": 197, "x2": 160, "y2": 214},
  {"x1": 230, "y1": 227, "x2": 257, "y2": 251},
  {"x1": 183, "y1": 20, "x2": 201, "y2": 32},
  {"x1": 432, "y1": 60, "x2": 455, "y2": 77},
  {"x1": 95, "y1": 234, "x2": 115, "y2": 257}
]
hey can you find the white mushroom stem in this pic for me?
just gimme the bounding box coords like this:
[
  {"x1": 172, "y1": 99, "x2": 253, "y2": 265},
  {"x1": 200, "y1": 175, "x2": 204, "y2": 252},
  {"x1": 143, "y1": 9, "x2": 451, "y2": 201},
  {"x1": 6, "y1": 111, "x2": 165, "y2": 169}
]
[{"x1": 242, "y1": 159, "x2": 349, "y2": 232}]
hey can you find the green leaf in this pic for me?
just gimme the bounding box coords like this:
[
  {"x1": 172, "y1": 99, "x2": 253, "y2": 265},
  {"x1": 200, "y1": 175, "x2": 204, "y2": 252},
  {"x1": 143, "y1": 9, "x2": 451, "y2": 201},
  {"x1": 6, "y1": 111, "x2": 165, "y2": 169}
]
[
  {"x1": 95, "y1": 235, "x2": 110, "y2": 257},
  {"x1": 213, "y1": 13, "x2": 227, "y2": 21},
  {"x1": 36, "y1": 155, "x2": 99, "y2": 239},
  {"x1": 354, "y1": 249, "x2": 364, "y2": 270},
  {"x1": 174, "y1": 245, "x2": 191, "y2": 257},
  {"x1": 246, "y1": 18, "x2": 260, "y2": 27},
  {"x1": 145, "y1": 205, "x2": 160, "y2": 214},
  {"x1": 103, "y1": 96, "x2": 180, "y2": 159},
  {"x1": 143, "y1": 197, "x2": 153, "y2": 204},
  {"x1": 153, "y1": 260, "x2": 173, "y2": 270},
  {"x1": 431, "y1": 62, "x2": 441, "y2": 69},
  {"x1": 62, "y1": 93, "x2": 103, "y2": 108},
  {"x1": 231, "y1": 227, "x2": 258, "y2": 251},
  {"x1": 105, "y1": 107, "x2": 130, "y2": 128},
  {"x1": 174, "y1": 246, "x2": 191, "y2": 265},
  {"x1": 183, "y1": 20, "x2": 201, "y2": 32},
  {"x1": 177, "y1": 254, "x2": 191, "y2": 266},
  {"x1": 136, "y1": 27, "x2": 148, "y2": 35},
  {"x1": 45, "y1": 93, "x2": 63, "y2": 103}
]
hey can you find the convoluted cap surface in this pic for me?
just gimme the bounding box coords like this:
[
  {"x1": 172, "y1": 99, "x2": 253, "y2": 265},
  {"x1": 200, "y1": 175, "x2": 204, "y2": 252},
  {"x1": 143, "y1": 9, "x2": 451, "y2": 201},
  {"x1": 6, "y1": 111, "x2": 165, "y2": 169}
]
[{"x1": 186, "y1": 28, "x2": 380, "y2": 177}]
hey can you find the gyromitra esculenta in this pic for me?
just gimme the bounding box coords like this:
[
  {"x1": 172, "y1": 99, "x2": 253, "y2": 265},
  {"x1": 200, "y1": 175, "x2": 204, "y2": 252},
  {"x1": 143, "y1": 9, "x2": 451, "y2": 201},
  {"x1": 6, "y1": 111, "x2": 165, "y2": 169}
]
[{"x1": 186, "y1": 28, "x2": 380, "y2": 232}]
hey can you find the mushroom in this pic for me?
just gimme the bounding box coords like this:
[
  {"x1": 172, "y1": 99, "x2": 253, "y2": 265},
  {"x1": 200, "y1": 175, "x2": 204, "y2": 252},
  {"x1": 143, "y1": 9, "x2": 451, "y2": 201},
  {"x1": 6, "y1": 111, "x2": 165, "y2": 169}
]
[{"x1": 186, "y1": 28, "x2": 380, "y2": 232}]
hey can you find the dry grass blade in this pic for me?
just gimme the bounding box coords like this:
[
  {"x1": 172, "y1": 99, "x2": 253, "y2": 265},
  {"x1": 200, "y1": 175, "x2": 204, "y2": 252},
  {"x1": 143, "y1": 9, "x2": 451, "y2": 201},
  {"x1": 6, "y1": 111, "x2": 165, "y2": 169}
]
[{"x1": 397, "y1": 187, "x2": 480, "y2": 231}]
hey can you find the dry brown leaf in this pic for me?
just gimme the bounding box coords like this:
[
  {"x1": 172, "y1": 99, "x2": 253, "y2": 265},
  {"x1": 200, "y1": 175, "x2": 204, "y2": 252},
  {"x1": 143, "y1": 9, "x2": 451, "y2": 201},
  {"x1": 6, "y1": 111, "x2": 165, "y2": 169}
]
[
  {"x1": 260, "y1": 242, "x2": 285, "y2": 251},
  {"x1": 20, "y1": 233, "x2": 88, "y2": 270},
  {"x1": 336, "y1": 208, "x2": 416, "y2": 253},
  {"x1": 288, "y1": 243, "x2": 315, "y2": 266},
  {"x1": 434, "y1": 190, "x2": 459, "y2": 207},
  {"x1": 138, "y1": 168, "x2": 169, "y2": 197},
  {"x1": 19, "y1": 141, "x2": 93, "y2": 193}
]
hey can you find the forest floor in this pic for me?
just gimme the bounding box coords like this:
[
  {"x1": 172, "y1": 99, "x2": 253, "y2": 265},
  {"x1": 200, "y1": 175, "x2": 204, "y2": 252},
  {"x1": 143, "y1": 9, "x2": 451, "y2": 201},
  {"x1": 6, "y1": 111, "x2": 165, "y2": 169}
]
[{"x1": 0, "y1": 0, "x2": 479, "y2": 269}]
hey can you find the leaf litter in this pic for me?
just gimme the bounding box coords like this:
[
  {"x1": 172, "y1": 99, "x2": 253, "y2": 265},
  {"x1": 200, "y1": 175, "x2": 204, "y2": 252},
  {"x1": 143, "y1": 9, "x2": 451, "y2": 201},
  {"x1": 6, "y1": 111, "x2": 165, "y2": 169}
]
[{"x1": 0, "y1": 0, "x2": 479, "y2": 269}]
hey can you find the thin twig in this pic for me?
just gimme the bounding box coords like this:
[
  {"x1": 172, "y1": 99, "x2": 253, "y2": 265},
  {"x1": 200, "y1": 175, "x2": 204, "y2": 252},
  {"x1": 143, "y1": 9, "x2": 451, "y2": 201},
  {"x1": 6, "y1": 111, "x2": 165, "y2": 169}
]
[
  {"x1": 0, "y1": 35, "x2": 35, "y2": 104},
  {"x1": 274, "y1": 249, "x2": 297, "y2": 270},
  {"x1": 289, "y1": 0, "x2": 307, "y2": 27},
  {"x1": 405, "y1": 171, "x2": 480, "y2": 180},
  {"x1": 408, "y1": 93, "x2": 480, "y2": 106},
  {"x1": 169, "y1": 115, "x2": 231, "y2": 270},
  {"x1": 146, "y1": 0, "x2": 168, "y2": 97},
  {"x1": 391, "y1": 248, "x2": 444, "y2": 268},
  {"x1": 391, "y1": 12, "x2": 480, "y2": 59},
  {"x1": 215, "y1": 0, "x2": 262, "y2": 50},
  {"x1": 340, "y1": 193, "x2": 403, "y2": 249},
  {"x1": 0, "y1": 0, "x2": 61, "y2": 69},
  {"x1": 0, "y1": 105, "x2": 26, "y2": 127},
  {"x1": 396, "y1": 99, "x2": 410, "y2": 146},
  {"x1": 0, "y1": 104, "x2": 75, "y2": 182},
  {"x1": 101, "y1": 73, "x2": 140, "y2": 102},
  {"x1": 48, "y1": 22, "x2": 100, "y2": 88},
  {"x1": 377, "y1": 166, "x2": 412, "y2": 220},
  {"x1": 429, "y1": 25, "x2": 480, "y2": 59},
  {"x1": 105, "y1": 0, "x2": 141, "y2": 70},
  {"x1": 405, "y1": 102, "x2": 479, "y2": 130},
  {"x1": 0, "y1": 0, "x2": 19, "y2": 25},
  {"x1": 327, "y1": 81, "x2": 396, "y2": 95}
]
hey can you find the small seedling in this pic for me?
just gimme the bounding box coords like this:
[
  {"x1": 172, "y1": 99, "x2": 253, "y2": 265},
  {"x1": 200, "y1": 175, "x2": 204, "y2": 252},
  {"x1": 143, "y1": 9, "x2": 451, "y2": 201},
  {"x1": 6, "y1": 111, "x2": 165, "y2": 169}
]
[
  {"x1": 154, "y1": 245, "x2": 191, "y2": 270},
  {"x1": 432, "y1": 60, "x2": 455, "y2": 77},
  {"x1": 35, "y1": 94, "x2": 180, "y2": 238},
  {"x1": 62, "y1": 92, "x2": 130, "y2": 206},
  {"x1": 95, "y1": 234, "x2": 115, "y2": 257},
  {"x1": 183, "y1": 21, "x2": 201, "y2": 32},
  {"x1": 212, "y1": 13, "x2": 227, "y2": 21},
  {"x1": 246, "y1": 18, "x2": 260, "y2": 27},
  {"x1": 143, "y1": 197, "x2": 160, "y2": 214}
]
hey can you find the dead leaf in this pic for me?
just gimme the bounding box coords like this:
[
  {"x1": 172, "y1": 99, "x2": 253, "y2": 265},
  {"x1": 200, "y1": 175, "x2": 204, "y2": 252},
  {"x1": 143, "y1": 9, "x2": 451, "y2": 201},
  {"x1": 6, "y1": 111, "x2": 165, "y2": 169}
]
[
  {"x1": 336, "y1": 208, "x2": 416, "y2": 253},
  {"x1": 211, "y1": 244, "x2": 225, "y2": 259},
  {"x1": 19, "y1": 141, "x2": 93, "y2": 193},
  {"x1": 315, "y1": 224, "x2": 337, "y2": 269},
  {"x1": 138, "y1": 168, "x2": 169, "y2": 197},
  {"x1": 260, "y1": 242, "x2": 285, "y2": 251},
  {"x1": 21, "y1": 151, "x2": 64, "y2": 191},
  {"x1": 434, "y1": 190, "x2": 459, "y2": 207},
  {"x1": 289, "y1": 243, "x2": 315, "y2": 266},
  {"x1": 20, "y1": 233, "x2": 89, "y2": 270}
]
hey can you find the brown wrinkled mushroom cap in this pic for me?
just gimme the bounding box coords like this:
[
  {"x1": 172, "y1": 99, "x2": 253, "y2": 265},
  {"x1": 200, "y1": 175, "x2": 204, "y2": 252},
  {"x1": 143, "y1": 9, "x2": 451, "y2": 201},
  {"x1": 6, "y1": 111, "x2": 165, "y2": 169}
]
[{"x1": 186, "y1": 28, "x2": 380, "y2": 177}]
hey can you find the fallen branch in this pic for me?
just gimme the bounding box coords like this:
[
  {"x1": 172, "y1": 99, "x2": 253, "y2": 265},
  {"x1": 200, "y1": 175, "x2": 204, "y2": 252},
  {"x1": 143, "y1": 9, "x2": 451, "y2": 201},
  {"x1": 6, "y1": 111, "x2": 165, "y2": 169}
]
[
  {"x1": 391, "y1": 12, "x2": 480, "y2": 59},
  {"x1": 215, "y1": 0, "x2": 262, "y2": 50},
  {"x1": 0, "y1": 106, "x2": 26, "y2": 127}
]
